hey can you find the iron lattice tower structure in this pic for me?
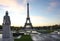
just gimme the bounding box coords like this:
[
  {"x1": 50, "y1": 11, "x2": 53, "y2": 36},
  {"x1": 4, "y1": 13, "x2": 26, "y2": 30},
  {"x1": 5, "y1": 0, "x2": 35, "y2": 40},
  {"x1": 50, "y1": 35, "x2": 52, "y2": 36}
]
[{"x1": 24, "y1": 2, "x2": 33, "y2": 29}]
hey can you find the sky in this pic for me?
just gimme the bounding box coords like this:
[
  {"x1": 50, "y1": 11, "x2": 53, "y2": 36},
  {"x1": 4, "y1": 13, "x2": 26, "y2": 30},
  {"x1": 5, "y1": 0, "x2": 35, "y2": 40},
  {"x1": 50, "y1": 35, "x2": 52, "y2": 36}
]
[{"x1": 0, "y1": 0, "x2": 60, "y2": 27}]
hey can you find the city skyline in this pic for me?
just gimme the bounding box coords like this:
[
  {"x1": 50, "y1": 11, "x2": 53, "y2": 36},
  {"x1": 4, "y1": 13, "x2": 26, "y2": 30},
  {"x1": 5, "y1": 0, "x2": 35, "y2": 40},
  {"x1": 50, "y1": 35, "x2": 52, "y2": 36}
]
[{"x1": 0, "y1": 0, "x2": 60, "y2": 27}]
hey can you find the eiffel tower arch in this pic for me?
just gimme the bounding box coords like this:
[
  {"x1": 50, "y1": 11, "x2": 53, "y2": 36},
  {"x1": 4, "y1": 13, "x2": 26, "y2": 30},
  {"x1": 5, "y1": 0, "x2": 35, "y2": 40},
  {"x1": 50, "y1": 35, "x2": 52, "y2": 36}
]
[{"x1": 24, "y1": 2, "x2": 33, "y2": 29}]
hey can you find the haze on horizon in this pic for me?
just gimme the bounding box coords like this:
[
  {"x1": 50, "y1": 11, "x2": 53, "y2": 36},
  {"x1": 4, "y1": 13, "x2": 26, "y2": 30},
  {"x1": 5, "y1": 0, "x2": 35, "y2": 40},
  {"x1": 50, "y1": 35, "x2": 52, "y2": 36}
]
[{"x1": 0, "y1": 0, "x2": 60, "y2": 27}]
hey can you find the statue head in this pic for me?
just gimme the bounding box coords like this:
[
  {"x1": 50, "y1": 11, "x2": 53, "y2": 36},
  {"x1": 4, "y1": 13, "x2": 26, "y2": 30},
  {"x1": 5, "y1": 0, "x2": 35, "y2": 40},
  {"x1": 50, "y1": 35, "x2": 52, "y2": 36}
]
[{"x1": 6, "y1": 11, "x2": 8, "y2": 16}]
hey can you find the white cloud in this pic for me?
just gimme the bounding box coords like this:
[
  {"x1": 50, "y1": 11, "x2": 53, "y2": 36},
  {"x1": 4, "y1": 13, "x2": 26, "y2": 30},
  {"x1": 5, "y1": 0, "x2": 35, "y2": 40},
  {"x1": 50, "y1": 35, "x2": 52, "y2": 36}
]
[
  {"x1": 47, "y1": 1, "x2": 58, "y2": 12},
  {"x1": 0, "y1": 0, "x2": 26, "y2": 14},
  {"x1": 23, "y1": 0, "x2": 32, "y2": 4},
  {"x1": 30, "y1": 16, "x2": 46, "y2": 26}
]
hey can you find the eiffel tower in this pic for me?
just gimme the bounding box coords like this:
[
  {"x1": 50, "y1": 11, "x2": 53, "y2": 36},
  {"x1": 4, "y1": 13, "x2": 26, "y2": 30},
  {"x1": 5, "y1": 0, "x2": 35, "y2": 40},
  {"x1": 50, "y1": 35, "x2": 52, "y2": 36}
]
[{"x1": 24, "y1": 2, "x2": 33, "y2": 29}]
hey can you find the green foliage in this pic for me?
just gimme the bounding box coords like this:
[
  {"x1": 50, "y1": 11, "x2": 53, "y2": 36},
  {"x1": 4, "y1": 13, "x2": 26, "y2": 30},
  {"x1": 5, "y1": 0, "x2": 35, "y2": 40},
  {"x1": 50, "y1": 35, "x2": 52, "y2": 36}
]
[{"x1": 14, "y1": 35, "x2": 33, "y2": 41}]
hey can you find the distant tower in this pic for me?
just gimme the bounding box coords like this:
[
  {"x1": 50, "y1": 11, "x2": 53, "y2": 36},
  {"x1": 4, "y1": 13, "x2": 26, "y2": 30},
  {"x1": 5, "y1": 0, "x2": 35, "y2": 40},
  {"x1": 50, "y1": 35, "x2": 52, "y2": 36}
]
[
  {"x1": 2, "y1": 11, "x2": 14, "y2": 41},
  {"x1": 24, "y1": 2, "x2": 33, "y2": 29}
]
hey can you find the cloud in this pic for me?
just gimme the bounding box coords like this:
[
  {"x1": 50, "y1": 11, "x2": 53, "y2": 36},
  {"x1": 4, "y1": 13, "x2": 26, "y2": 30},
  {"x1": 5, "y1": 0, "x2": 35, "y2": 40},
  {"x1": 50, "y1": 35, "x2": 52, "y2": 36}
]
[
  {"x1": 0, "y1": 0, "x2": 26, "y2": 14},
  {"x1": 47, "y1": 0, "x2": 59, "y2": 12},
  {"x1": 31, "y1": 16, "x2": 45, "y2": 20},
  {"x1": 30, "y1": 16, "x2": 46, "y2": 23},
  {"x1": 30, "y1": 16, "x2": 49, "y2": 26},
  {"x1": 23, "y1": 0, "x2": 32, "y2": 4}
]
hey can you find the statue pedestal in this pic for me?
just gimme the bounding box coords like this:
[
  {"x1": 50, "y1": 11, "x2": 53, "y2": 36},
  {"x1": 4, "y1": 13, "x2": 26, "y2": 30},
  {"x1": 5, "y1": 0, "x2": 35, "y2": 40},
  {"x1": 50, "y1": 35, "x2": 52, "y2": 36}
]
[{"x1": 2, "y1": 25, "x2": 14, "y2": 41}]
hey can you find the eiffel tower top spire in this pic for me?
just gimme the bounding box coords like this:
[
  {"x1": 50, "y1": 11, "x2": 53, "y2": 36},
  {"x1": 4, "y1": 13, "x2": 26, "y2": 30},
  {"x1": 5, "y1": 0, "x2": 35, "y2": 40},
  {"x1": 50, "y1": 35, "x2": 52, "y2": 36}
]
[{"x1": 27, "y1": 2, "x2": 29, "y2": 18}]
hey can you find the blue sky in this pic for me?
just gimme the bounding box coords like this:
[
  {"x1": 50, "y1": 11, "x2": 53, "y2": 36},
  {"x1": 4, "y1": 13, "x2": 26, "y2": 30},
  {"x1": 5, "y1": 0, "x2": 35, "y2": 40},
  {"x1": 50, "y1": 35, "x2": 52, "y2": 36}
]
[{"x1": 0, "y1": 0, "x2": 60, "y2": 27}]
